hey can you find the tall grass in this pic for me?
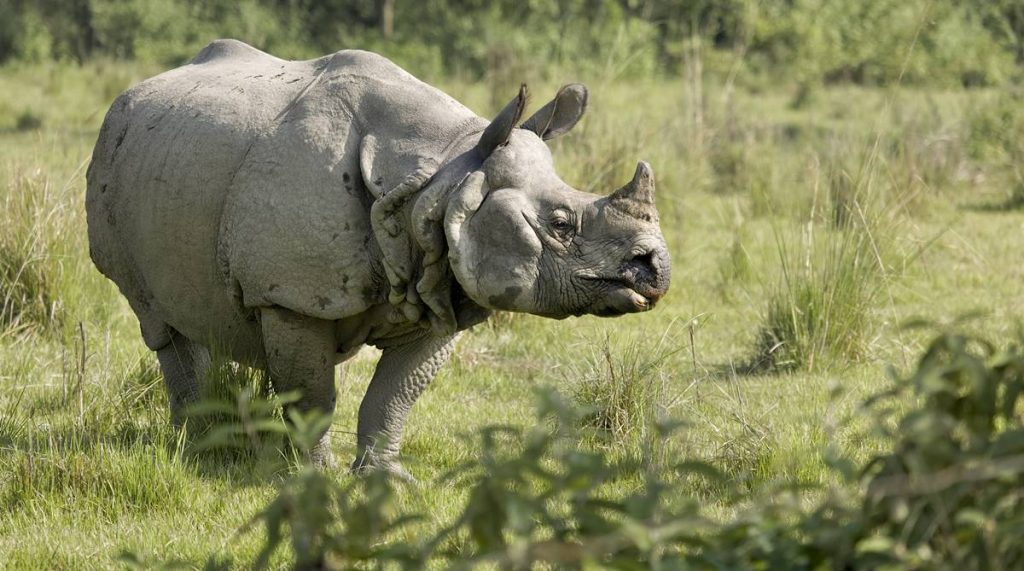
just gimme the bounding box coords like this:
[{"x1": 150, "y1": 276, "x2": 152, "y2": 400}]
[
  {"x1": 0, "y1": 168, "x2": 71, "y2": 337},
  {"x1": 757, "y1": 225, "x2": 884, "y2": 372},
  {"x1": 753, "y1": 146, "x2": 891, "y2": 372},
  {"x1": 185, "y1": 356, "x2": 297, "y2": 463}
]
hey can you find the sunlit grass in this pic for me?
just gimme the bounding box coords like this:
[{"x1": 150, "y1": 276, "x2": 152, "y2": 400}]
[{"x1": 0, "y1": 60, "x2": 1021, "y2": 568}]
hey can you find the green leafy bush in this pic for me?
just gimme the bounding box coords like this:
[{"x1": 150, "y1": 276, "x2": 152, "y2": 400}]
[
  {"x1": 130, "y1": 327, "x2": 1024, "y2": 569},
  {"x1": 968, "y1": 91, "x2": 1024, "y2": 208},
  {"x1": 854, "y1": 327, "x2": 1024, "y2": 567}
]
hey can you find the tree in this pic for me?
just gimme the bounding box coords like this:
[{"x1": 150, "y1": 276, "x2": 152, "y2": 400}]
[{"x1": 380, "y1": 0, "x2": 394, "y2": 39}]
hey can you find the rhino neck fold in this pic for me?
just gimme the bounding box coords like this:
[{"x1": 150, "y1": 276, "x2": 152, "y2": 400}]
[{"x1": 367, "y1": 138, "x2": 487, "y2": 336}]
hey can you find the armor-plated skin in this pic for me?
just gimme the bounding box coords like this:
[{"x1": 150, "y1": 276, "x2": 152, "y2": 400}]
[{"x1": 86, "y1": 39, "x2": 671, "y2": 477}]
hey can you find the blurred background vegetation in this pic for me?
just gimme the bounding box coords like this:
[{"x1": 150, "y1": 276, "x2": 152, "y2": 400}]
[{"x1": 1, "y1": 0, "x2": 1023, "y2": 88}]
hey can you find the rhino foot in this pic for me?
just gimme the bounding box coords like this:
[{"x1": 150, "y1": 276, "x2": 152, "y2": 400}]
[
  {"x1": 155, "y1": 330, "x2": 209, "y2": 429},
  {"x1": 350, "y1": 453, "x2": 417, "y2": 483},
  {"x1": 308, "y1": 435, "x2": 337, "y2": 470}
]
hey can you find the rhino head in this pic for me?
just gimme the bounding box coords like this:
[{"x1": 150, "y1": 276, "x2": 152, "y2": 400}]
[{"x1": 443, "y1": 85, "x2": 671, "y2": 320}]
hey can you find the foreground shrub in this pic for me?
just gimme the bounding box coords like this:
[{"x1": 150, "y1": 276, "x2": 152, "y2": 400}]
[
  {"x1": 853, "y1": 326, "x2": 1024, "y2": 567},
  {"x1": 129, "y1": 327, "x2": 1024, "y2": 569}
]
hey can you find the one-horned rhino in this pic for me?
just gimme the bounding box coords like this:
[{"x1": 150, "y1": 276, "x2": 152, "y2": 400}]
[{"x1": 86, "y1": 39, "x2": 671, "y2": 477}]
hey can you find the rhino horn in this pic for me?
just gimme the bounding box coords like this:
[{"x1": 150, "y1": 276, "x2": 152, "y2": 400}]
[{"x1": 608, "y1": 161, "x2": 658, "y2": 222}]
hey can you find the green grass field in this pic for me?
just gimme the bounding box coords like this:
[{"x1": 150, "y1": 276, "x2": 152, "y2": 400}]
[{"x1": 0, "y1": 60, "x2": 1022, "y2": 568}]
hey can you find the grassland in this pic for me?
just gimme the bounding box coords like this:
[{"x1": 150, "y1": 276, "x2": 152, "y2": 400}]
[{"x1": 0, "y1": 59, "x2": 1021, "y2": 568}]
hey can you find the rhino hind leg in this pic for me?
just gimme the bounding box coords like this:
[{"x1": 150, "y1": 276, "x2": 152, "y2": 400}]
[
  {"x1": 353, "y1": 333, "x2": 456, "y2": 480},
  {"x1": 156, "y1": 329, "x2": 209, "y2": 427},
  {"x1": 259, "y1": 306, "x2": 338, "y2": 468}
]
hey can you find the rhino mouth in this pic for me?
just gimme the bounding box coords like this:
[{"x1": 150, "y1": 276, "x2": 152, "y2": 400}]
[{"x1": 577, "y1": 275, "x2": 658, "y2": 317}]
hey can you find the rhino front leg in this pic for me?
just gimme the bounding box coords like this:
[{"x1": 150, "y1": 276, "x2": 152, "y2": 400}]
[
  {"x1": 260, "y1": 307, "x2": 338, "y2": 467},
  {"x1": 353, "y1": 333, "x2": 457, "y2": 479}
]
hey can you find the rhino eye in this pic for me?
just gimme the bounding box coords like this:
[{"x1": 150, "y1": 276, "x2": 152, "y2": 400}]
[{"x1": 550, "y1": 213, "x2": 575, "y2": 238}]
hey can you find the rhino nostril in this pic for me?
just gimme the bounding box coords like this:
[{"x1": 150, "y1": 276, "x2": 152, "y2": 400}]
[
  {"x1": 631, "y1": 251, "x2": 655, "y2": 269},
  {"x1": 626, "y1": 250, "x2": 658, "y2": 281}
]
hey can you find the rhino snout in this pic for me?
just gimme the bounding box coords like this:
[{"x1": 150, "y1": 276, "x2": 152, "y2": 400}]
[
  {"x1": 619, "y1": 245, "x2": 671, "y2": 306},
  {"x1": 581, "y1": 244, "x2": 670, "y2": 317}
]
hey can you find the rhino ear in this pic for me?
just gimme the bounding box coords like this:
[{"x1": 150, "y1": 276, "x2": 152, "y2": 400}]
[
  {"x1": 444, "y1": 171, "x2": 488, "y2": 294},
  {"x1": 521, "y1": 83, "x2": 588, "y2": 140},
  {"x1": 477, "y1": 84, "x2": 528, "y2": 158}
]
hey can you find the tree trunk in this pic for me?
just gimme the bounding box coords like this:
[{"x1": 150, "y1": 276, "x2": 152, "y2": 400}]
[
  {"x1": 380, "y1": 0, "x2": 395, "y2": 40},
  {"x1": 71, "y1": 0, "x2": 96, "y2": 63}
]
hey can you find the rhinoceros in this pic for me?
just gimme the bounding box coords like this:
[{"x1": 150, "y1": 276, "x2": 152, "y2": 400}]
[{"x1": 86, "y1": 39, "x2": 671, "y2": 477}]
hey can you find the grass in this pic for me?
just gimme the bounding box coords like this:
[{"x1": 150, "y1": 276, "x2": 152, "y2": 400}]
[
  {"x1": 570, "y1": 332, "x2": 681, "y2": 462},
  {"x1": 0, "y1": 168, "x2": 66, "y2": 335},
  {"x1": 0, "y1": 58, "x2": 1022, "y2": 568},
  {"x1": 754, "y1": 159, "x2": 891, "y2": 373}
]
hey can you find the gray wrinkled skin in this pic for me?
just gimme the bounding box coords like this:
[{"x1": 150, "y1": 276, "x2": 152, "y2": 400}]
[{"x1": 86, "y1": 39, "x2": 671, "y2": 477}]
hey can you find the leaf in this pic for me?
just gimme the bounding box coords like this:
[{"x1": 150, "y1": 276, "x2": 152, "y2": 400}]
[
  {"x1": 193, "y1": 424, "x2": 246, "y2": 450},
  {"x1": 271, "y1": 390, "x2": 304, "y2": 407},
  {"x1": 855, "y1": 535, "x2": 895, "y2": 555},
  {"x1": 467, "y1": 484, "x2": 507, "y2": 551},
  {"x1": 618, "y1": 518, "x2": 653, "y2": 551},
  {"x1": 249, "y1": 419, "x2": 290, "y2": 434},
  {"x1": 955, "y1": 509, "x2": 990, "y2": 528},
  {"x1": 824, "y1": 450, "x2": 858, "y2": 482},
  {"x1": 990, "y1": 429, "x2": 1024, "y2": 457},
  {"x1": 184, "y1": 401, "x2": 239, "y2": 418}
]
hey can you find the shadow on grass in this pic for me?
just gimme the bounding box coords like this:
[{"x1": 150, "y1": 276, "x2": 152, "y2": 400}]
[
  {"x1": 961, "y1": 191, "x2": 1024, "y2": 212},
  {"x1": 703, "y1": 354, "x2": 863, "y2": 380},
  {"x1": 0, "y1": 420, "x2": 299, "y2": 521},
  {"x1": 699, "y1": 353, "x2": 788, "y2": 380},
  {"x1": 2, "y1": 412, "x2": 295, "y2": 479}
]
